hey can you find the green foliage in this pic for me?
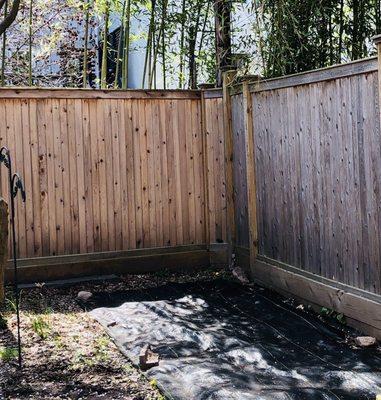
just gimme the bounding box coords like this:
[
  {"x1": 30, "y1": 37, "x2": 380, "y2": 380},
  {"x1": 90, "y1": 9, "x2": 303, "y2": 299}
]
[
  {"x1": 320, "y1": 307, "x2": 347, "y2": 325},
  {"x1": 0, "y1": 347, "x2": 18, "y2": 362},
  {"x1": 2, "y1": 0, "x2": 380, "y2": 87},
  {"x1": 31, "y1": 315, "x2": 51, "y2": 339},
  {"x1": 250, "y1": 0, "x2": 380, "y2": 78}
]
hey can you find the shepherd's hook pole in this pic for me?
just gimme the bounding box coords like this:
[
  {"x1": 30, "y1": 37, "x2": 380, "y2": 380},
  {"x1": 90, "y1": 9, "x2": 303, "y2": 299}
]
[{"x1": 0, "y1": 147, "x2": 26, "y2": 369}]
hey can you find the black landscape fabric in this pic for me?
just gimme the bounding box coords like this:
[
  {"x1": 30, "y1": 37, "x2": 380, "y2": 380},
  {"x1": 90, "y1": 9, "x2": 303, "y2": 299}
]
[{"x1": 89, "y1": 279, "x2": 381, "y2": 400}]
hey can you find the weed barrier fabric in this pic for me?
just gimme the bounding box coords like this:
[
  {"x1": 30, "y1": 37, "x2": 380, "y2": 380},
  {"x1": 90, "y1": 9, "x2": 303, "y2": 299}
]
[{"x1": 89, "y1": 280, "x2": 381, "y2": 399}]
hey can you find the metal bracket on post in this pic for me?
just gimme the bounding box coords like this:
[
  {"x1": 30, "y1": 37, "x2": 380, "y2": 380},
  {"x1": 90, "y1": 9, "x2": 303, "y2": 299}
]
[{"x1": 0, "y1": 146, "x2": 26, "y2": 369}]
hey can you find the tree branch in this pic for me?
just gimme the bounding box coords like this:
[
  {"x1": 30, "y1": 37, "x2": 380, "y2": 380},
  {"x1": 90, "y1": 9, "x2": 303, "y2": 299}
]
[
  {"x1": 0, "y1": 0, "x2": 7, "y2": 13},
  {"x1": 0, "y1": 0, "x2": 20, "y2": 36}
]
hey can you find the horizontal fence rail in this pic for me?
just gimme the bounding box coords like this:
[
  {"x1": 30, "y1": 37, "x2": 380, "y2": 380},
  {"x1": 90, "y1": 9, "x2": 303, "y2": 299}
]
[{"x1": 0, "y1": 89, "x2": 227, "y2": 266}]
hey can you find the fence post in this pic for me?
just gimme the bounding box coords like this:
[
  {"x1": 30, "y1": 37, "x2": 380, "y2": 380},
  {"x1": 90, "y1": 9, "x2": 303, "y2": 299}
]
[
  {"x1": 0, "y1": 198, "x2": 8, "y2": 304},
  {"x1": 200, "y1": 90, "x2": 211, "y2": 249},
  {"x1": 373, "y1": 35, "x2": 381, "y2": 113},
  {"x1": 222, "y1": 70, "x2": 237, "y2": 264},
  {"x1": 242, "y1": 81, "x2": 258, "y2": 273}
]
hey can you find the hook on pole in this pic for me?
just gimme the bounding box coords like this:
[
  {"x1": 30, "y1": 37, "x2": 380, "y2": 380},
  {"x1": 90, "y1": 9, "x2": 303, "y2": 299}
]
[{"x1": 0, "y1": 146, "x2": 25, "y2": 369}]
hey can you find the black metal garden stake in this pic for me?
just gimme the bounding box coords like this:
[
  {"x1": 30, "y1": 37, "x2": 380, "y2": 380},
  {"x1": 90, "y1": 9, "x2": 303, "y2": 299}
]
[{"x1": 0, "y1": 146, "x2": 26, "y2": 369}]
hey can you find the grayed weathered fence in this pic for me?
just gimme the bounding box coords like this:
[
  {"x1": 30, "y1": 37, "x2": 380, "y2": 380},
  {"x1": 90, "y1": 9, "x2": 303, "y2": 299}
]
[
  {"x1": 0, "y1": 88, "x2": 227, "y2": 282},
  {"x1": 230, "y1": 56, "x2": 381, "y2": 337}
]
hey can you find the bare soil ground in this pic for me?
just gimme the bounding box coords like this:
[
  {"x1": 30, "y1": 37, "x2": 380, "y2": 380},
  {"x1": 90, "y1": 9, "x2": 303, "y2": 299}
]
[{"x1": 0, "y1": 271, "x2": 210, "y2": 400}]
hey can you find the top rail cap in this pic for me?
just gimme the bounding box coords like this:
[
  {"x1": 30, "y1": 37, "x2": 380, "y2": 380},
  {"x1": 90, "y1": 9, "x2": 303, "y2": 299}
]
[{"x1": 372, "y1": 34, "x2": 381, "y2": 45}]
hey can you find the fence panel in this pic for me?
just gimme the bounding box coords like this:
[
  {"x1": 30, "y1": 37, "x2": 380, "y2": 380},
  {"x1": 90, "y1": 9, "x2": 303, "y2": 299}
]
[
  {"x1": 240, "y1": 60, "x2": 381, "y2": 294},
  {"x1": 0, "y1": 89, "x2": 216, "y2": 260}
]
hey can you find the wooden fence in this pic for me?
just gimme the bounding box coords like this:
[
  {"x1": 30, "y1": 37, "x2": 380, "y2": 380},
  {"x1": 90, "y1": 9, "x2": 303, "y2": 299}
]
[
  {"x1": 230, "y1": 56, "x2": 381, "y2": 337},
  {"x1": 2, "y1": 55, "x2": 381, "y2": 337},
  {"x1": 0, "y1": 88, "x2": 227, "y2": 281}
]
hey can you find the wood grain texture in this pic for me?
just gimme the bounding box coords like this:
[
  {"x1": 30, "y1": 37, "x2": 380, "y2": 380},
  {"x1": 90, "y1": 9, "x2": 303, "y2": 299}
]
[
  {"x1": 203, "y1": 96, "x2": 228, "y2": 244},
  {"x1": 0, "y1": 93, "x2": 223, "y2": 261},
  {"x1": 249, "y1": 71, "x2": 381, "y2": 294}
]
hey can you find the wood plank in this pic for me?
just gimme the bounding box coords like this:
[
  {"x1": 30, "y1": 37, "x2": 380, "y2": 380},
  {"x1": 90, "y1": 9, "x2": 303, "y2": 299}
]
[
  {"x1": 20, "y1": 99, "x2": 35, "y2": 257},
  {"x1": 103, "y1": 100, "x2": 116, "y2": 251},
  {"x1": 51, "y1": 99, "x2": 64, "y2": 255},
  {"x1": 253, "y1": 256, "x2": 381, "y2": 336},
  {"x1": 0, "y1": 88, "x2": 202, "y2": 100},
  {"x1": 132, "y1": 100, "x2": 143, "y2": 248},
  {"x1": 82, "y1": 99, "x2": 94, "y2": 253},
  {"x1": 67, "y1": 99, "x2": 80, "y2": 254},
  {"x1": 159, "y1": 101, "x2": 170, "y2": 246},
  {"x1": 110, "y1": 100, "x2": 122, "y2": 250},
  {"x1": 242, "y1": 83, "x2": 258, "y2": 270},
  {"x1": 36, "y1": 99, "x2": 50, "y2": 256},
  {"x1": 96, "y1": 99, "x2": 109, "y2": 251},
  {"x1": 88, "y1": 100, "x2": 101, "y2": 252},
  {"x1": 222, "y1": 71, "x2": 236, "y2": 253},
  {"x1": 200, "y1": 92, "x2": 210, "y2": 245},
  {"x1": 247, "y1": 57, "x2": 378, "y2": 93}
]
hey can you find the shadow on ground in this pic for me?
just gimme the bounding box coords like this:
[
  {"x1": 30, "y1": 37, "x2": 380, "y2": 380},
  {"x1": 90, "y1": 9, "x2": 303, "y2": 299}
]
[{"x1": 89, "y1": 279, "x2": 381, "y2": 400}]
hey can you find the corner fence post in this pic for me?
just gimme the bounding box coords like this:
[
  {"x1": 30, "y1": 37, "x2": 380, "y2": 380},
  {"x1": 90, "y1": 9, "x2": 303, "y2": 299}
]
[
  {"x1": 373, "y1": 35, "x2": 381, "y2": 114},
  {"x1": 372, "y1": 35, "x2": 381, "y2": 292},
  {"x1": 242, "y1": 81, "x2": 258, "y2": 274},
  {"x1": 222, "y1": 70, "x2": 237, "y2": 266},
  {"x1": 200, "y1": 90, "x2": 211, "y2": 249},
  {"x1": 0, "y1": 198, "x2": 8, "y2": 305}
]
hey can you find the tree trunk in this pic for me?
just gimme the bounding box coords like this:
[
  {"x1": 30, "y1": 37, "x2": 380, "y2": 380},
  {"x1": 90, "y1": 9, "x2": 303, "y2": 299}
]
[
  {"x1": 214, "y1": 0, "x2": 233, "y2": 86},
  {"x1": 0, "y1": 0, "x2": 21, "y2": 36}
]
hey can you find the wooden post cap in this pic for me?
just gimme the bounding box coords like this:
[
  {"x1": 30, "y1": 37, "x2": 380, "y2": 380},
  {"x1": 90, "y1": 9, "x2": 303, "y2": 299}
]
[{"x1": 372, "y1": 34, "x2": 381, "y2": 45}]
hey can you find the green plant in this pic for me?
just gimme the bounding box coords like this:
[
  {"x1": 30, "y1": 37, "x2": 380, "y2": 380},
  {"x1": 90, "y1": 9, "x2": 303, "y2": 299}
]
[
  {"x1": 31, "y1": 315, "x2": 50, "y2": 339},
  {"x1": 320, "y1": 307, "x2": 346, "y2": 325},
  {"x1": 150, "y1": 378, "x2": 158, "y2": 389},
  {"x1": 94, "y1": 336, "x2": 110, "y2": 362},
  {"x1": 0, "y1": 347, "x2": 18, "y2": 362}
]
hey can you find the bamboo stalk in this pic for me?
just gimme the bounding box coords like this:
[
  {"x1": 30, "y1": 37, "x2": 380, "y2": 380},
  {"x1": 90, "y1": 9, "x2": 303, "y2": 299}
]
[
  {"x1": 121, "y1": 0, "x2": 131, "y2": 89},
  {"x1": 142, "y1": 0, "x2": 155, "y2": 88},
  {"x1": 1, "y1": 0, "x2": 7, "y2": 86},
  {"x1": 28, "y1": 0, "x2": 33, "y2": 86},
  {"x1": 161, "y1": 0, "x2": 167, "y2": 89},
  {"x1": 114, "y1": 0, "x2": 127, "y2": 88},
  {"x1": 82, "y1": 0, "x2": 90, "y2": 88},
  {"x1": 100, "y1": 0, "x2": 110, "y2": 89},
  {"x1": 179, "y1": 0, "x2": 186, "y2": 88}
]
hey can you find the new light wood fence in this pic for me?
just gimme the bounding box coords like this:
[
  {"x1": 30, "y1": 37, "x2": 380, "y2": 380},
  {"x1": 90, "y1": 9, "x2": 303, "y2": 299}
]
[{"x1": 0, "y1": 88, "x2": 227, "y2": 281}]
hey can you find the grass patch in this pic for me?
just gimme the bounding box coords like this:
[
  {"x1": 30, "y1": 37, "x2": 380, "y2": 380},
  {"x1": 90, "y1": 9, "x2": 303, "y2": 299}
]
[
  {"x1": 0, "y1": 347, "x2": 18, "y2": 362},
  {"x1": 31, "y1": 315, "x2": 51, "y2": 339}
]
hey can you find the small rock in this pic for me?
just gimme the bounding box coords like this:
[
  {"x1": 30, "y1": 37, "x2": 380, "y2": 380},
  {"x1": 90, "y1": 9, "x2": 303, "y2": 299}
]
[
  {"x1": 139, "y1": 344, "x2": 159, "y2": 371},
  {"x1": 354, "y1": 336, "x2": 377, "y2": 347},
  {"x1": 232, "y1": 266, "x2": 250, "y2": 284},
  {"x1": 77, "y1": 291, "x2": 93, "y2": 302}
]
